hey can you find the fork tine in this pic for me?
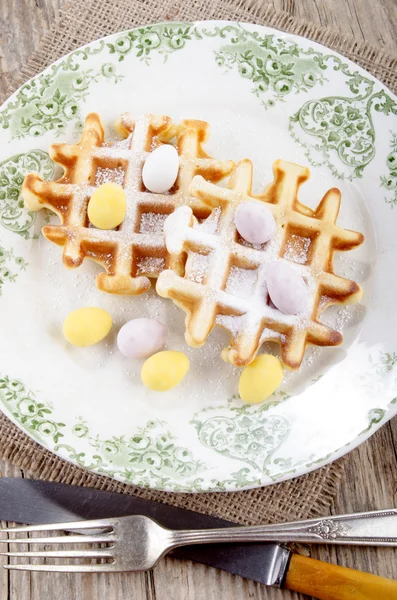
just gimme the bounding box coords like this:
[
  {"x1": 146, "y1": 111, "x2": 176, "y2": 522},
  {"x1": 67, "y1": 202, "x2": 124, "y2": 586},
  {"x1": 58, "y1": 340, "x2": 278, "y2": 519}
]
[
  {"x1": 2, "y1": 549, "x2": 113, "y2": 559},
  {"x1": 4, "y1": 564, "x2": 122, "y2": 573},
  {"x1": 1, "y1": 518, "x2": 114, "y2": 534},
  {"x1": 2, "y1": 534, "x2": 115, "y2": 545}
]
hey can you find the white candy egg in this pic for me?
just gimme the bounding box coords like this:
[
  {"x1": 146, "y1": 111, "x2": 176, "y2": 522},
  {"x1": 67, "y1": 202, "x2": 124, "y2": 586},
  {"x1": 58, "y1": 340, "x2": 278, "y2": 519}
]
[
  {"x1": 117, "y1": 318, "x2": 167, "y2": 359},
  {"x1": 235, "y1": 201, "x2": 276, "y2": 245},
  {"x1": 266, "y1": 261, "x2": 308, "y2": 315},
  {"x1": 142, "y1": 145, "x2": 179, "y2": 193}
]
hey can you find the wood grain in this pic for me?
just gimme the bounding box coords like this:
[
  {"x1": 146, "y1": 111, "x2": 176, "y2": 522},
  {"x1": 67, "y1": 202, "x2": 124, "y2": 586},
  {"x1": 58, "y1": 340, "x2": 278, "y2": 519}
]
[
  {"x1": 0, "y1": 0, "x2": 62, "y2": 99},
  {"x1": 1, "y1": 0, "x2": 397, "y2": 599}
]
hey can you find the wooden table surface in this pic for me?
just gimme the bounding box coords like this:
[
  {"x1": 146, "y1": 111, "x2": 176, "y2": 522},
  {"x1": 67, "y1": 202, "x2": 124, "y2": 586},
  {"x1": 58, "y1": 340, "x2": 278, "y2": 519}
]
[{"x1": 1, "y1": 0, "x2": 397, "y2": 598}]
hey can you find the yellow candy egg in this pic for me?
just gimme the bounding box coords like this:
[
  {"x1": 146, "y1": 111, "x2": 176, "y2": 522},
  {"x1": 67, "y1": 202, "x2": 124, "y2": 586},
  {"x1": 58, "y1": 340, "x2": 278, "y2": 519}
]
[
  {"x1": 239, "y1": 354, "x2": 283, "y2": 404},
  {"x1": 63, "y1": 307, "x2": 112, "y2": 347},
  {"x1": 141, "y1": 351, "x2": 190, "y2": 392},
  {"x1": 87, "y1": 182, "x2": 126, "y2": 229}
]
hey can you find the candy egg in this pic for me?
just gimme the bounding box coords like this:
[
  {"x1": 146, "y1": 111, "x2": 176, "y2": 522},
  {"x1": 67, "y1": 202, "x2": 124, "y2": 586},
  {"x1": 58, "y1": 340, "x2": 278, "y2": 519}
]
[
  {"x1": 239, "y1": 354, "x2": 284, "y2": 404},
  {"x1": 117, "y1": 318, "x2": 167, "y2": 359},
  {"x1": 141, "y1": 350, "x2": 190, "y2": 391},
  {"x1": 266, "y1": 260, "x2": 308, "y2": 315},
  {"x1": 87, "y1": 182, "x2": 126, "y2": 229},
  {"x1": 142, "y1": 145, "x2": 179, "y2": 193},
  {"x1": 235, "y1": 201, "x2": 276, "y2": 245},
  {"x1": 63, "y1": 307, "x2": 112, "y2": 347}
]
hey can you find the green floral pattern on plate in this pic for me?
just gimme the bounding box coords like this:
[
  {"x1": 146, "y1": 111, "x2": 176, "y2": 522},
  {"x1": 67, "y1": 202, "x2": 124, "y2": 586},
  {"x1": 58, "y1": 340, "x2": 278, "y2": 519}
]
[
  {"x1": 57, "y1": 417, "x2": 206, "y2": 488},
  {"x1": 0, "y1": 376, "x2": 65, "y2": 445},
  {"x1": 207, "y1": 26, "x2": 397, "y2": 181},
  {"x1": 381, "y1": 132, "x2": 397, "y2": 207},
  {"x1": 370, "y1": 351, "x2": 397, "y2": 375},
  {"x1": 0, "y1": 375, "x2": 207, "y2": 491},
  {"x1": 0, "y1": 150, "x2": 54, "y2": 238},
  {"x1": 0, "y1": 41, "x2": 122, "y2": 139},
  {"x1": 192, "y1": 396, "x2": 289, "y2": 471},
  {"x1": 212, "y1": 30, "x2": 328, "y2": 108},
  {"x1": 0, "y1": 247, "x2": 27, "y2": 296},
  {"x1": 0, "y1": 150, "x2": 54, "y2": 294},
  {"x1": 107, "y1": 24, "x2": 203, "y2": 64},
  {"x1": 290, "y1": 79, "x2": 397, "y2": 179}
]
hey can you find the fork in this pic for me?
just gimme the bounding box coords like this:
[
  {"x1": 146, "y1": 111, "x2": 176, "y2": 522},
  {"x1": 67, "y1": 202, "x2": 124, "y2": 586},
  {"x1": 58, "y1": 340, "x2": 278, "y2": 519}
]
[{"x1": 2, "y1": 509, "x2": 397, "y2": 572}]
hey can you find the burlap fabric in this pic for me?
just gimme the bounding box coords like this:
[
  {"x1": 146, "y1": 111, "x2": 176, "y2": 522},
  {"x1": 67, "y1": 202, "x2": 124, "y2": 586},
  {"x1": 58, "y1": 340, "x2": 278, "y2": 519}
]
[{"x1": 1, "y1": 0, "x2": 396, "y2": 526}]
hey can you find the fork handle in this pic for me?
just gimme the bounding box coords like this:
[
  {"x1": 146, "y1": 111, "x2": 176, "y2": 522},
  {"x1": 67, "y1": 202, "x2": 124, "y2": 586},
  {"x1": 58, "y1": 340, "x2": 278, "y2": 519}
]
[
  {"x1": 285, "y1": 554, "x2": 397, "y2": 600},
  {"x1": 254, "y1": 508, "x2": 397, "y2": 546},
  {"x1": 173, "y1": 509, "x2": 397, "y2": 546}
]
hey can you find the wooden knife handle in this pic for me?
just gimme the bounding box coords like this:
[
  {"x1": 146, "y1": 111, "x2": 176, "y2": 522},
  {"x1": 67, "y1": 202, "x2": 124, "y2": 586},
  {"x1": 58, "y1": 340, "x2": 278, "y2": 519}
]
[{"x1": 285, "y1": 554, "x2": 397, "y2": 600}]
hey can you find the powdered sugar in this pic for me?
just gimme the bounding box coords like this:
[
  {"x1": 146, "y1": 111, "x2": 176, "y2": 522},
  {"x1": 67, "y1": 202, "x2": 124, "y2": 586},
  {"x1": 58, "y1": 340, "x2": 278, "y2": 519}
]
[
  {"x1": 139, "y1": 212, "x2": 168, "y2": 234},
  {"x1": 259, "y1": 327, "x2": 286, "y2": 344},
  {"x1": 95, "y1": 166, "x2": 125, "y2": 187},
  {"x1": 137, "y1": 257, "x2": 165, "y2": 275},
  {"x1": 215, "y1": 313, "x2": 245, "y2": 337},
  {"x1": 197, "y1": 208, "x2": 221, "y2": 234},
  {"x1": 283, "y1": 235, "x2": 311, "y2": 265},
  {"x1": 186, "y1": 252, "x2": 211, "y2": 284},
  {"x1": 319, "y1": 295, "x2": 333, "y2": 311},
  {"x1": 225, "y1": 265, "x2": 257, "y2": 298},
  {"x1": 103, "y1": 136, "x2": 131, "y2": 150},
  {"x1": 320, "y1": 305, "x2": 353, "y2": 332}
]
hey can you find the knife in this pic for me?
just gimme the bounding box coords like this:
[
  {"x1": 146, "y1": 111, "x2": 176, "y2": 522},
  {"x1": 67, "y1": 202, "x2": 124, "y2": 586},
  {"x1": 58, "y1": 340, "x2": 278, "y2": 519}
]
[{"x1": 1, "y1": 478, "x2": 396, "y2": 600}]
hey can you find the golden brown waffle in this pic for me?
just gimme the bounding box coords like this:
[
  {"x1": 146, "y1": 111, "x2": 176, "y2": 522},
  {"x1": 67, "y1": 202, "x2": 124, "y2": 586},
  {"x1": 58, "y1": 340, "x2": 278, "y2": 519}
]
[
  {"x1": 157, "y1": 159, "x2": 364, "y2": 369},
  {"x1": 22, "y1": 112, "x2": 234, "y2": 295}
]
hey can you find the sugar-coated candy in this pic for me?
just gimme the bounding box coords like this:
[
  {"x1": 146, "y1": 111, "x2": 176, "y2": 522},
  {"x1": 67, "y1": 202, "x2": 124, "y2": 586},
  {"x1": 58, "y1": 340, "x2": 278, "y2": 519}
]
[
  {"x1": 235, "y1": 201, "x2": 276, "y2": 245},
  {"x1": 87, "y1": 182, "x2": 126, "y2": 229},
  {"x1": 141, "y1": 351, "x2": 189, "y2": 391},
  {"x1": 266, "y1": 260, "x2": 308, "y2": 315},
  {"x1": 239, "y1": 354, "x2": 283, "y2": 404},
  {"x1": 117, "y1": 318, "x2": 167, "y2": 359},
  {"x1": 63, "y1": 307, "x2": 112, "y2": 347}
]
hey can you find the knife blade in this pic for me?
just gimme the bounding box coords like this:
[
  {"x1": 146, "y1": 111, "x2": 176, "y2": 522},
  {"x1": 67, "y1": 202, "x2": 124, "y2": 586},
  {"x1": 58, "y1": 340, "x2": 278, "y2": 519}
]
[{"x1": 0, "y1": 478, "x2": 290, "y2": 586}]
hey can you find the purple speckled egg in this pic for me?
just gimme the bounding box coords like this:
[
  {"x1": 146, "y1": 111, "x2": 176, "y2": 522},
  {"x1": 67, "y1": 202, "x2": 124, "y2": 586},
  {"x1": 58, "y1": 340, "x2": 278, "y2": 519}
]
[
  {"x1": 266, "y1": 261, "x2": 308, "y2": 315},
  {"x1": 235, "y1": 201, "x2": 276, "y2": 245},
  {"x1": 117, "y1": 318, "x2": 167, "y2": 359}
]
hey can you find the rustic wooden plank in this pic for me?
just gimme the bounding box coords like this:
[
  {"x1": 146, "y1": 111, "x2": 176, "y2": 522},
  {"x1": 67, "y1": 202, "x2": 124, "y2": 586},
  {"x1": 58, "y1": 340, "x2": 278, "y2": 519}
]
[
  {"x1": 312, "y1": 423, "x2": 397, "y2": 582},
  {"x1": 0, "y1": 0, "x2": 62, "y2": 98},
  {"x1": 283, "y1": 0, "x2": 397, "y2": 51}
]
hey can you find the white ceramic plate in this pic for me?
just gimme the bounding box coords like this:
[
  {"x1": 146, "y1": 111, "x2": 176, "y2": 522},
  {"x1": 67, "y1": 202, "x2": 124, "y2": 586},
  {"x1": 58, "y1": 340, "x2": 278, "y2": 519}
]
[{"x1": 1, "y1": 20, "x2": 397, "y2": 492}]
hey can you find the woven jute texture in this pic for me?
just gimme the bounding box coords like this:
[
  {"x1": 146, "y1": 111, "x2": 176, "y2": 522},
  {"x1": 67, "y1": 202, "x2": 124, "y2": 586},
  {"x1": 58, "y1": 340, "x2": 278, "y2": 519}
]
[{"x1": 2, "y1": 0, "x2": 396, "y2": 526}]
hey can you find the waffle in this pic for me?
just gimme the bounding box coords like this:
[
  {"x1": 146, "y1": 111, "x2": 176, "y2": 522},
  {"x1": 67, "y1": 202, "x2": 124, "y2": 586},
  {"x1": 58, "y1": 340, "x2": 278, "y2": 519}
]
[
  {"x1": 157, "y1": 159, "x2": 364, "y2": 369},
  {"x1": 22, "y1": 112, "x2": 234, "y2": 295}
]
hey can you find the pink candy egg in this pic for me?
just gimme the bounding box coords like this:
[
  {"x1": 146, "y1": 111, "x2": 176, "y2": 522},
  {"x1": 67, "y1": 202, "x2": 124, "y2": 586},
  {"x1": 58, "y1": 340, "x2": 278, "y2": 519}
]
[
  {"x1": 266, "y1": 261, "x2": 308, "y2": 315},
  {"x1": 117, "y1": 318, "x2": 167, "y2": 359},
  {"x1": 235, "y1": 201, "x2": 276, "y2": 245}
]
